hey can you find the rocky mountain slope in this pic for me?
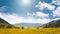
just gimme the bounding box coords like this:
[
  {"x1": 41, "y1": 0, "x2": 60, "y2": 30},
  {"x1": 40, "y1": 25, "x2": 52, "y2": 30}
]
[{"x1": 43, "y1": 19, "x2": 60, "y2": 28}]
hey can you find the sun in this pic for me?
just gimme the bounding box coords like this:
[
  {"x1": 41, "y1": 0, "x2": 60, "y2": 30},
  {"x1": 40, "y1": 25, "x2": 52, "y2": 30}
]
[{"x1": 21, "y1": 0, "x2": 31, "y2": 5}]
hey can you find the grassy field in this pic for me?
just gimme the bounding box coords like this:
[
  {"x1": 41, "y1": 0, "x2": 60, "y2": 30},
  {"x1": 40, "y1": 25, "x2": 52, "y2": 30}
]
[{"x1": 0, "y1": 28, "x2": 60, "y2": 34}]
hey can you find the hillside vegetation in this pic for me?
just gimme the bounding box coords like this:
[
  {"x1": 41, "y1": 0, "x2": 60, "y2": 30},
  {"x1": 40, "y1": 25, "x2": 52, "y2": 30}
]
[
  {"x1": 0, "y1": 18, "x2": 18, "y2": 28},
  {"x1": 43, "y1": 19, "x2": 60, "y2": 28}
]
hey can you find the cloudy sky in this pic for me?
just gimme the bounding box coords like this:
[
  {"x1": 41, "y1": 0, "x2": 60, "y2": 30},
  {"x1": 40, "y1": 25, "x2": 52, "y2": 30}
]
[{"x1": 0, "y1": 0, "x2": 60, "y2": 24}]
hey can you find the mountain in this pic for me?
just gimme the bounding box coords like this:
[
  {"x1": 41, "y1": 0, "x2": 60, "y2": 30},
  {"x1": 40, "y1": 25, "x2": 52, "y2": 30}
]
[
  {"x1": 0, "y1": 18, "x2": 17, "y2": 28},
  {"x1": 43, "y1": 19, "x2": 60, "y2": 28},
  {"x1": 0, "y1": 18, "x2": 9, "y2": 24},
  {"x1": 14, "y1": 23, "x2": 43, "y2": 28}
]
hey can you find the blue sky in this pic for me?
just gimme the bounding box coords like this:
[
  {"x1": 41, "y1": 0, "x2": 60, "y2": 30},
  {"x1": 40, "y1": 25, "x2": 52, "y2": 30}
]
[{"x1": 0, "y1": 0, "x2": 60, "y2": 24}]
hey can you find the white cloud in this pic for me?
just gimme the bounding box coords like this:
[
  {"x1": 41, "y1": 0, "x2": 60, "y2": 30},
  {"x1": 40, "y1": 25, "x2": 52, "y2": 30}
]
[
  {"x1": 53, "y1": 7, "x2": 60, "y2": 17},
  {"x1": 27, "y1": 12, "x2": 49, "y2": 18},
  {"x1": 0, "y1": 6, "x2": 8, "y2": 12},
  {"x1": 27, "y1": 12, "x2": 35, "y2": 17},
  {"x1": 37, "y1": 18, "x2": 51, "y2": 24},
  {"x1": 0, "y1": 13, "x2": 25, "y2": 24},
  {"x1": 53, "y1": 18, "x2": 60, "y2": 20},
  {"x1": 0, "y1": 13, "x2": 51, "y2": 24},
  {"x1": 35, "y1": 2, "x2": 55, "y2": 10},
  {"x1": 36, "y1": 12, "x2": 49, "y2": 18},
  {"x1": 51, "y1": 0, "x2": 60, "y2": 5}
]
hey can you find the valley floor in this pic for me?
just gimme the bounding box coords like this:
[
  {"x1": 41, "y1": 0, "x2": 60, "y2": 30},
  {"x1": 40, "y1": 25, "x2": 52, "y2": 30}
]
[{"x1": 0, "y1": 28, "x2": 60, "y2": 34}]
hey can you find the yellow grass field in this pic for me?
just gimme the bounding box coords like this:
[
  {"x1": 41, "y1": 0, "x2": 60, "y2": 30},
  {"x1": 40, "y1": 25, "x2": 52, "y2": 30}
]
[{"x1": 0, "y1": 28, "x2": 60, "y2": 34}]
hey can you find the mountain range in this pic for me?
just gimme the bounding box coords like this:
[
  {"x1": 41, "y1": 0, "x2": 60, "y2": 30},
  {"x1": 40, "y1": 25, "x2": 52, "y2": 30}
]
[
  {"x1": 14, "y1": 23, "x2": 43, "y2": 28},
  {"x1": 14, "y1": 19, "x2": 60, "y2": 28},
  {"x1": 0, "y1": 18, "x2": 60, "y2": 28}
]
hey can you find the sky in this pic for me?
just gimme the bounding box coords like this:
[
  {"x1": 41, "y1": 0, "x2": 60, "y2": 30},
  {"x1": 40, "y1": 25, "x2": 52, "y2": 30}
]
[{"x1": 0, "y1": 0, "x2": 60, "y2": 24}]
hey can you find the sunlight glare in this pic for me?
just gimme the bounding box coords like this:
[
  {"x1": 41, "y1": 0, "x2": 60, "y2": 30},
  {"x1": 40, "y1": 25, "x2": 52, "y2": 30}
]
[{"x1": 21, "y1": 0, "x2": 31, "y2": 5}]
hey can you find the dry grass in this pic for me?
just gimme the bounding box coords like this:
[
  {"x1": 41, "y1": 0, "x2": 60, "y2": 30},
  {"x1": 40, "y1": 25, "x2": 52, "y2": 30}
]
[{"x1": 0, "y1": 28, "x2": 60, "y2": 34}]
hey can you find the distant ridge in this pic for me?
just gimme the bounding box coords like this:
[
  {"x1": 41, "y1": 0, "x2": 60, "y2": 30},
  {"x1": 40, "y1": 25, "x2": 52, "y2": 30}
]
[
  {"x1": 14, "y1": 23, "x2": 43, "y2": 28},
  {"x1": 43, "y1": 19, "x2": 60, "y2": 28}
]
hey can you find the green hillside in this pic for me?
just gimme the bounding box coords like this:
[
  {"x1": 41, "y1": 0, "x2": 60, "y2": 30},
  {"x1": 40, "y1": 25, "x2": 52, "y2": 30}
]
[
  {"x1": 43, "y1": 19, "x2": 60, "y2": 28},
  {"x1": 0, "y1": 18, "x2": 18, "y2": 28}
]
